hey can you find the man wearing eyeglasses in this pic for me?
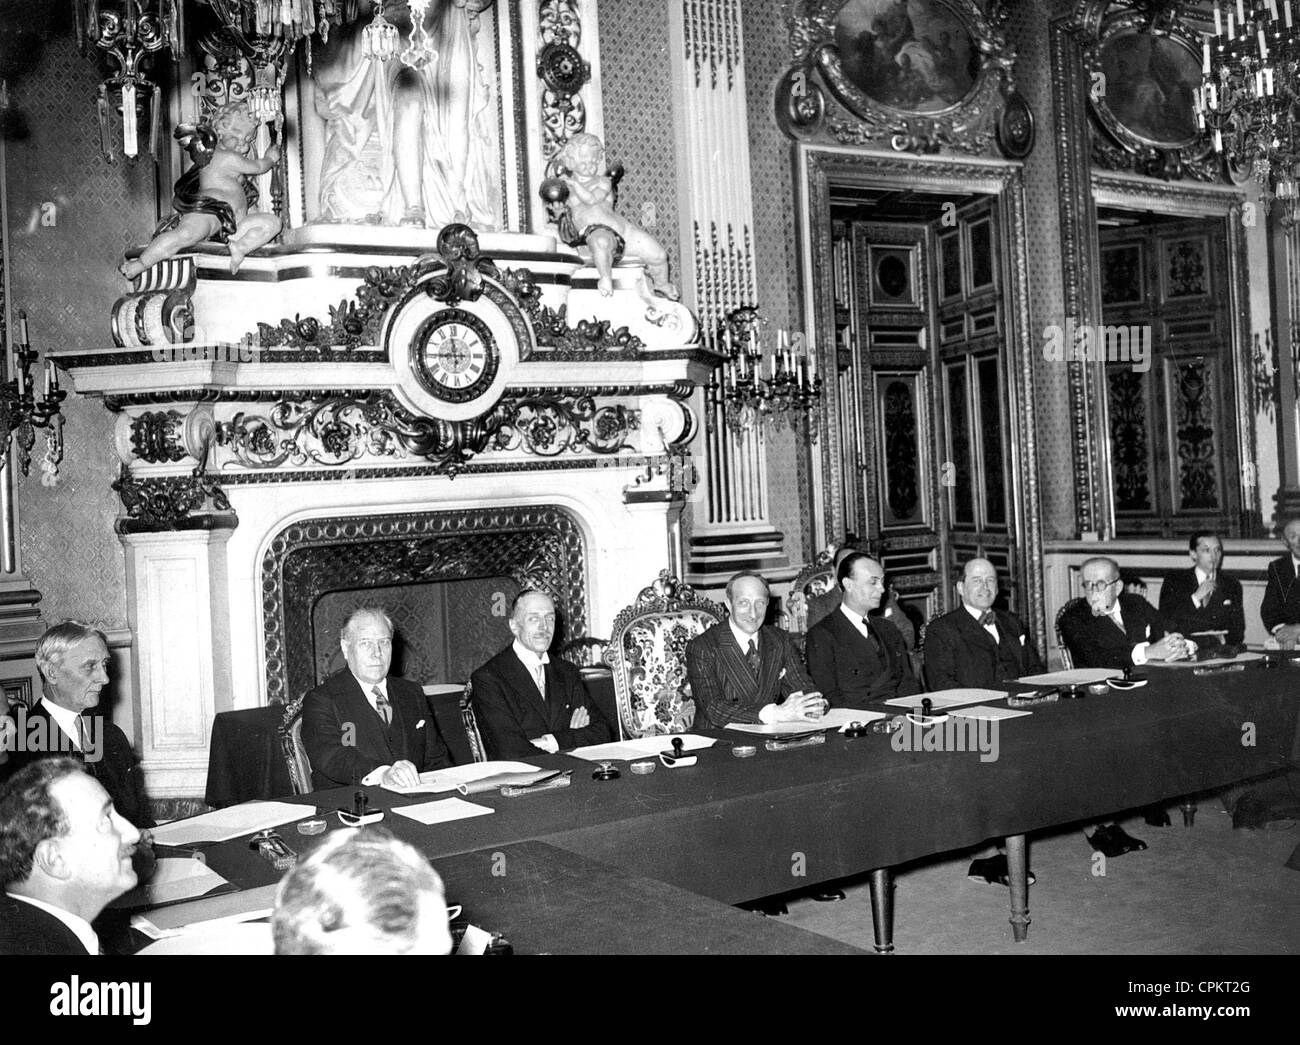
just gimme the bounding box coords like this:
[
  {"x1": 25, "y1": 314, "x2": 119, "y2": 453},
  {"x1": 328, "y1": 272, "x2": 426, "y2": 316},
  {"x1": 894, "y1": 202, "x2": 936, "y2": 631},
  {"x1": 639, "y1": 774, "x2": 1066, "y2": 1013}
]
[
  {"x1": 302, "y1": 607, "x2": 454, "y2": 789},
  {"x1": 923, "y1": 558, "x2": 1044, "y2": 691},
  {"x1": 1059, "y1": 557, "x2": 1196, "y2": 670},
  {"x1": 805, "y1": 553, "x2": 920, "y2": 708}
]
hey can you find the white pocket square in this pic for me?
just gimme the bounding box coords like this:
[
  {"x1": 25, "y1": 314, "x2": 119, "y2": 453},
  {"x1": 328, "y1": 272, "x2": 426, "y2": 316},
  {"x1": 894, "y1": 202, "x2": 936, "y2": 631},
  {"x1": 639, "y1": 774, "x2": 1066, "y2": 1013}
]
[
  {"x1": 415, "y1": 719, "x2": 426, "y2": 729},
  {"x1": 1019, "y1": 634, "x2": 1026, "y2": 645}
]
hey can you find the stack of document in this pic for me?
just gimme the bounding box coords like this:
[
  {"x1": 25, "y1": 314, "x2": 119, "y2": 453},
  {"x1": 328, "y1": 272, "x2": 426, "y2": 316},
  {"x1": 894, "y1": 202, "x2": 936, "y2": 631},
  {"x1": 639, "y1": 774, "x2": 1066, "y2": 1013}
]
[
  {"x1": 149, "y1": 801, "x2": 316, "y2": 846},
  {"x1": 384, "y1": 762, "x2": 540, "y2": 794},
  {"x1": 568, "y1": 734, "x2": 716, "y2": 761}
]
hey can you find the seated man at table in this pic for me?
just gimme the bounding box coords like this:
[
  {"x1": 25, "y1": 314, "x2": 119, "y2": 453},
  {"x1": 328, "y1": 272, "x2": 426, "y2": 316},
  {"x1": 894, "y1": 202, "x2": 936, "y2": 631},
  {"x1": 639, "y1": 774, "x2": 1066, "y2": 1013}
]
[
  {"x1": 805, "y1": 544, "x2": 916, "y2": 649},
  {"x1": 302, "y1": 607, "x2": 455, "y2": 790},
  {"x1": 0, "y1": 621, "x2": 154, "y2": 830},
  {"x1": 1157, "y1": 532, "x2": 1245, "y2": 648},
  {"x1": 1261, "y1": 517, "x2": 1300, "y2": 649},
  {"x1": 272, "y1": 826, "x2": 452, "y2": 955},
  {"x1": 804, "y1": 553, "x2": 920, "y2": 708},
  {"x1": 0, "y1": 758, "x2": 142, "y2": 955},
  {"x1": 470, "y1": 590, "x2": 610, "y2": 759},
  {"x1": 924, "y1": 557, "x2": 1044, "y2": 691},
  {"x1": 686, "y1": 570, "x2": 824, "y2": 727},
  {"x1": 1059, "y1": 556, "x2": 1196, "y2": 671}
]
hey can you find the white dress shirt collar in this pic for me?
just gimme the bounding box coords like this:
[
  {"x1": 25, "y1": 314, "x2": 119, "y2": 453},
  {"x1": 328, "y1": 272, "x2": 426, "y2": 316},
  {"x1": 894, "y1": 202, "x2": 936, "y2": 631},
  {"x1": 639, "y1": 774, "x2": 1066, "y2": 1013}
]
[
  {"x1": 1195, "y1": 566, "x2": 1211, "y2": 585},
  {"x1": 512, "y1": 640, "x2": 550, "y2": 671},
  {"x1": 728, "y1": 619, "x2": 760, "y2": 651},
  {"x1": 350, "y1": 674, "x2": 387, "y2": 706},
  {"x1": 38, "y1": 697, "x2": 83, "y2": 749},
  {"x1": 6, "y1": 892, "x2": 99, "y2": 954},
  {"x1": 838, "y1": 603, "x2": 873, "y2": 639}
]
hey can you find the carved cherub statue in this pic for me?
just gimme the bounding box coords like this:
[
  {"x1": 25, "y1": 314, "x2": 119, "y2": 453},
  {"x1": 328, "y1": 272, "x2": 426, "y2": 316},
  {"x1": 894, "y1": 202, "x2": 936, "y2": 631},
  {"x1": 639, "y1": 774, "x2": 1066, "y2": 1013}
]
[
  {"x1": 121, "y1": 101, "x2": 281, "y2": 279},
  {"x1": 545, "y1": 132, "x2": 676, "y2": 300}
]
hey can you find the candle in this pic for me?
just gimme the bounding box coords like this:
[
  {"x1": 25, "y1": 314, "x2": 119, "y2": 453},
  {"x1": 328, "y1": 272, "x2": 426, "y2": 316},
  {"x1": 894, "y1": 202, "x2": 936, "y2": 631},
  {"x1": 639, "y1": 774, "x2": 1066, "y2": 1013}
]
[
  {"x1": 1228, "y1": 11, "x2": 1235, "y2": 39},
  {"x1": 1268, "y1": 0, "x2": 1279, "y2": 20},
  {"x1": 1215, "y1": 1, "x2": 1223, "y2": 35},
  {"x1": 796, "y1": 358, "x2": 804, "y2": 390},
  {"x1": 1204, "y1": 40, "x2": 1212, "y2": 74},
  {"x1": 1266, "y1": 65, "x2": 1275, "y2": 94},
  {"x1": 1237, "y1": 0, "x2": 1246, "y2": 24},
  {"x1": 15, "y1": 355, "x2": 24, "y2": 397},
  {"x1": 1286, "y1": 1, "x2": 1293, "y2": 29},
  {"x1": 122, "y1": 81, "x2": 138, "y2": 159},
  {"x1": 18, "y1": 309, "x2": 28, "y2": 346},
  {"x1": 1214, "y1": 127, "x2": 1224, "y2": 152},
  {"x1": 44, "y1": 360, "x2": 52, "y2": 398},
  {"x1": 1258, "y1": 27, "x2": 1268, "y2": 60},
  {"x1": 809, "y1": 347, "x2": 816, "y2": 382}
]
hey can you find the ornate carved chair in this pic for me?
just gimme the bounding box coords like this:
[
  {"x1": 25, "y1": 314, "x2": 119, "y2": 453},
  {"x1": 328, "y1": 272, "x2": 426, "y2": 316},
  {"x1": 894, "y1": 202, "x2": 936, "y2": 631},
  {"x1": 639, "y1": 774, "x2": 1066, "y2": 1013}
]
[
  {"x1": 277, "y1": 694, "x2": 313, "y2": 796},
  {"x1": 788, "y1": 547, "x2": 839, "y2": 633},
  {"x1": 1055, "y1": 598, "x2": 1084, "y2": 670},
  {"x1": 604, "y1": 570, "x2": 725, "y2": 739},
  {"x1": 457, "y1": 681, "x2": 488, "y2": 764}
]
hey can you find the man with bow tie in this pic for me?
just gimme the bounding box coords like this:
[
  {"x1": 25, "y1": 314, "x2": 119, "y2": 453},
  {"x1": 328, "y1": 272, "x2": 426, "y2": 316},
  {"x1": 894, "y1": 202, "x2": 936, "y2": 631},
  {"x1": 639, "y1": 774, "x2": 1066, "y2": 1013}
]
[
  {"x1": 804, "y1": 553, "x2": 921, "y2": 708},
  {"x1": 1260, "y1": 518, "x2": 1300, "y2": 650},
  {"x1": 686, "y1": 571, "x2": 823, "y2": 728},
  {"x1": 1060, "y1": 556, "x2": 1195, "y2": 670},
  {"x1": 470, "y1": 590, "x2": 610, "y2": 759},
  {"x1": 302, "y1": 607, "x2": 455, "y2": 789},
  {"x1": 923, "y1": 558, "x2": 1044, "y2": 690}
]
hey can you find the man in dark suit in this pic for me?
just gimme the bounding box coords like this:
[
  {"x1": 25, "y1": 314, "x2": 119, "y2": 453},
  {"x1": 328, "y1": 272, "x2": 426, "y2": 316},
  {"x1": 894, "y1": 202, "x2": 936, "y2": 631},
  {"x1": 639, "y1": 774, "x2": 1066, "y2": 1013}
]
[
  {"x1": 0, "y1": 758, "x2": 142, "y2": 955},
  {"x1": 805, "y1": 553, "x2": 920, "y2": 708},
  {"x1": 924, "y1": 558, "x2": 1044, "y2": 690},
  {"x1": 1157, "y1": 532, "x2": 1246, "y2": 647},
  {"x1": 805, "y1": 544, "x2": 917, "y2": 648},
  {"x1": 0, "y1": 621, "x2": 153, "y2": 829},
  {"x1": 302, "y1": 607, "x2": 455, "y2": 789},
  {"x1": 685, "y1": 571, "x2": 822, "y2": 728},
  {"x1": 470, "y1": 590, "x2": 610, "y2": 759},
  {"x1": 1059, "y1": 556, "x2": 1196, "y2": 671},
  {"x1": 1261, "y1": 518, "x2": 1300, "y2": 649}
]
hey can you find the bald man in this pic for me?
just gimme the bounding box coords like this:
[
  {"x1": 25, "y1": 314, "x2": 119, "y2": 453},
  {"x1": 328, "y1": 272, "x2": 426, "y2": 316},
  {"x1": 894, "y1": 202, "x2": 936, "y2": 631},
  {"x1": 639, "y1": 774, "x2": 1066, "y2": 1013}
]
[
  {"x1": 1059, "y1": 557, "x2": 1194, "y2": 670},
  {"x1": 923, "y1": 558, "x2": 1044, "y2": 690}
]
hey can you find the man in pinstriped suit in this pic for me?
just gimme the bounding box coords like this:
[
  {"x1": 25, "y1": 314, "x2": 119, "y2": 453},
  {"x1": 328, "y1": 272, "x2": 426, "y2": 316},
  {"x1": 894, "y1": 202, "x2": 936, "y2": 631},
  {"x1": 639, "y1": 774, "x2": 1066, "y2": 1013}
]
[{"x1": 685, "y1": 571, "x2": 823, "y2": 729}]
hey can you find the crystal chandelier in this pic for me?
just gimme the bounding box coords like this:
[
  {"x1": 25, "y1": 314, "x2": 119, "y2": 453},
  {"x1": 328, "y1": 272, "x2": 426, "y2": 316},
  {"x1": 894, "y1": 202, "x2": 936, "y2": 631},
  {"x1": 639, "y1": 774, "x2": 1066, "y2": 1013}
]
[
  {"x1": 1195, "y1": 0, "x2": 1300, "y2": 223},
  {"x1": 2, "y1": 312, "x2": 66, "y2": 483},
  {"x1": 713, "y1": 308, "x2": 822, "y2": 436}
]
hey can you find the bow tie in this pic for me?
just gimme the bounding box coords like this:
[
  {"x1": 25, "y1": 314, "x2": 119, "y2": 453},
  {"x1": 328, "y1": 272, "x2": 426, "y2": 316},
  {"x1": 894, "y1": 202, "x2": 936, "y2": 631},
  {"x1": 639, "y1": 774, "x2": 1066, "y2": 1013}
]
[{"x1": 978, "y1": 611, "x2": 995, "y2": 628}]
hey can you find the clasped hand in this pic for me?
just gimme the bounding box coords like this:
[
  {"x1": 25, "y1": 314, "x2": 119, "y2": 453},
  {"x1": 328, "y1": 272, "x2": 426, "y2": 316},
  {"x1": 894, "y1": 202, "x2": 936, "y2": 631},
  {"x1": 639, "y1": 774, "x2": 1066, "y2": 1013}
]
[
  {"x1": 1148, "y1": 633, "x2": 1196, "y2": 662},
  {"x1": 776, "y1": 690, "x2": 828, "y2": 723}
]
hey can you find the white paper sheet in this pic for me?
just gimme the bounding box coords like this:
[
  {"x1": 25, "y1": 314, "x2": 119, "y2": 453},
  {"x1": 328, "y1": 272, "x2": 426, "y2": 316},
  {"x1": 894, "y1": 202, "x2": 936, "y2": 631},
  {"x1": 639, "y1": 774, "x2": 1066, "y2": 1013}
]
[
  {"x1": 568, "y1": 734, "x2": 717, "y2": 761},
  {"x1": 149, "y1": 802, "x2": 316, "y2": 846},
  {"x1": 726, "y1": 708, "x2": 888, "y2": 734},
  {"x1": 1016, "y1": 668, "x2": 1119, "y2": 685},
  {"x1": 948, "y1": 705, "x2": 1033, "y2": 721},
  {"x1": 884, "y1": 688, "x2": 1009, "y2": 710},
  {"x1": 136, "y1": 922, "x2": 274, "y2": 955},
  {"x1": 391, "y1": 797, "x2": 495, "y2": 825},
  {"x1": 456, "y1": 924, "x2": 494, "y2": 956},
  {"x1": 1145, "y1": 652, "x2": 1265, "y2": 669},
  {"x1": 130, "y1": 882, "x2": 280, "y2": 938},
  {"x1": 385, "y1": 761, "x2": 541, "y2": 794},
  {"x1": 109, "y1": 858, "x2": 231, "y2": 909}
]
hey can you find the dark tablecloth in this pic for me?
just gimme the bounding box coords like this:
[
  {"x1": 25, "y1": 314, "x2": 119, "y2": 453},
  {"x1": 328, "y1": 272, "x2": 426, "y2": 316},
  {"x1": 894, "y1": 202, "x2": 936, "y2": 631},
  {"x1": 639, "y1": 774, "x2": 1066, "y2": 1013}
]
[{"x1": 197, "y1": 664, "x2": 1299, "y2": 905}]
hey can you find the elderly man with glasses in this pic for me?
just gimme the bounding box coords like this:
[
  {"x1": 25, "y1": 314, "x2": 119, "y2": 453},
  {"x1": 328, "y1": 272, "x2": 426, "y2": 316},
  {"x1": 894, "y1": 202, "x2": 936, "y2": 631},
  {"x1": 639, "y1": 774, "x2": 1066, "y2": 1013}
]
[
  {"x1": 1059, "y1": 556, "x2": 1195, "y2": 671},
  {"x1": 301, "y1": 607, "x2": 455, "y2": 790}
]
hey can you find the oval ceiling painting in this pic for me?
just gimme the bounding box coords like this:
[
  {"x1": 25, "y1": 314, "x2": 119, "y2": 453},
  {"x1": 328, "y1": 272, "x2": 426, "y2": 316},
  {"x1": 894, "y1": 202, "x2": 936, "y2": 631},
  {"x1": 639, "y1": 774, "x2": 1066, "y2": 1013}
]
[{"x1": 832, "y1": 0, "x2": 980, "y2": 114}]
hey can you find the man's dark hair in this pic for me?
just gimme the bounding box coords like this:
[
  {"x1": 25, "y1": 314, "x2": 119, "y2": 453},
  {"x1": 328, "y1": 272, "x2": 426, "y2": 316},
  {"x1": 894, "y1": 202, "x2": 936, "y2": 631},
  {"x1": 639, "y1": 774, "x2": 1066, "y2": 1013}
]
[
  {"x1": 836, "y1": 552, "x2": 876, "y2": 590},
  {"x1": 0, "y1": 757, "x2": 82, "y2": 888},
  {"x1": 1187, "y1": 531, "x2": 1222, "y2": 553}
]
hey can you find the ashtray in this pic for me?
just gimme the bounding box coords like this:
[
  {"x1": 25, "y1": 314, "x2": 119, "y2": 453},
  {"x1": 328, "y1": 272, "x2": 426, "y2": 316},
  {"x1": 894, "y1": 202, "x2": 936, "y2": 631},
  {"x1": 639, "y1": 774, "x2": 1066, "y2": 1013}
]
[
  {"x1": 296, "y1": 818, "x2": 327, "y2": 836},
  {"x1": 731, "y1": 744, "x2": 757, "y2": 758},
  {"x1": 1087, "y1": 681, "x2": 1110, "y2": 695},
  {"x1": 629, "y1": 760, "x2": 656, "y2": 774}
]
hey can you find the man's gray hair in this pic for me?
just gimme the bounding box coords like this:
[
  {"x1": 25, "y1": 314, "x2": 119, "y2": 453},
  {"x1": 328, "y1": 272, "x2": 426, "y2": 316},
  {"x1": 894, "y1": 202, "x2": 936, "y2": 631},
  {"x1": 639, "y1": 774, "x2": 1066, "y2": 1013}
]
[
  {"x1": 34, "y1": 621, "x2": 109, "y2": 683},
  {"x1": 340, "y1": 607, "x2": 394, "y2": 643},
  {"x1": 272, "y1": 827, "x2": 447, "y2": 955}
]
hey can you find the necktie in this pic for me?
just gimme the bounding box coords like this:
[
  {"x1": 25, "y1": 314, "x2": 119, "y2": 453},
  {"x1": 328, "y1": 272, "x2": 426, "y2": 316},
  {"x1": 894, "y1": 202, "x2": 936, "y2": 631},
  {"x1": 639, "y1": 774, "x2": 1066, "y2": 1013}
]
[
  {"x1": 746, "y1": 638, "x2": 760, "y2": 675},
  {"x1": 75, "y1": 714, "x2": 91, "y2": 754},
  {"x1": 533, "y1": 662, "x2": 546, "y2": 699},
  {"x1": 863, "y1": 618, "x2": 884, "y2": 658},
  {"x1": 978, "y1": 611, "x2": 996, "y2": 628},
  {"x1": 372, "y1": 685, "x2": 391, "y2": 726}
]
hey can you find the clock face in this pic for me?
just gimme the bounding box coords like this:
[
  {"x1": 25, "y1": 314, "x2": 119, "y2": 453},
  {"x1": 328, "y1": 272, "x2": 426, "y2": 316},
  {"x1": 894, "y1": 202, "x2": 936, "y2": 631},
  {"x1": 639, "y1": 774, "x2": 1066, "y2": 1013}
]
[{"x1": 412, "y1": 308, "x2": 499, "y2": 404}]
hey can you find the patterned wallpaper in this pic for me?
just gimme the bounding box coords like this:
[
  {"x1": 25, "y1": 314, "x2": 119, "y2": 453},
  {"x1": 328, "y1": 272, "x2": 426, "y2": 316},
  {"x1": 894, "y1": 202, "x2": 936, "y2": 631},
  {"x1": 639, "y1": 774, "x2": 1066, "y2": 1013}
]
[{"x1": 6, "y1": 38, "x2": 157, "y2": 629}]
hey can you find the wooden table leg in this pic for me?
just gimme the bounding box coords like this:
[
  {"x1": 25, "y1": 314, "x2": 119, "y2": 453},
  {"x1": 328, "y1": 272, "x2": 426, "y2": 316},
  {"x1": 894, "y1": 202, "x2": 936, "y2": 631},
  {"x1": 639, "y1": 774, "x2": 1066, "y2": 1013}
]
[
  {"x1": 1180, "y1": 799, "x2": 1197, "y2": 826},
  {"x1": 1005, "y1": 833, "x2": 1031, "y2": 943},
  {"x1": 868, "y1": 868, "x2": 894, "y2": 954}
]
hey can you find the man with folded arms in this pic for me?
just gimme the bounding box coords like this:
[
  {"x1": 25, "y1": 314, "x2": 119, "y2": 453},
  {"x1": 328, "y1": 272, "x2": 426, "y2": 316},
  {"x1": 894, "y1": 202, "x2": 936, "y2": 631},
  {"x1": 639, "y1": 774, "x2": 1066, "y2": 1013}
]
[
  {"x1": 302, "y1": 607, "x2": 455, "y2": 789},
  {"x1": 1261, "y1": 518, "x2": 1300, "y2": 649},
  {"x1": 470, "y1": 590, "x2": 610, "y2": 760},
  {"x1": 0, "y1": 758, "x2": 141, "y2": 955},
  {"x1": 1158, "y1": 532, "x2": 1245, "y2": 648},
  {"x1": 805, "y1": 553, "x2": 920, "y2": 707},
  {"x1": 1060, "y1": 556, "x2": 1196, "y2": 856},
  {"x1": 924, "y1": 558, "x2": 1045, "y2": 886}
]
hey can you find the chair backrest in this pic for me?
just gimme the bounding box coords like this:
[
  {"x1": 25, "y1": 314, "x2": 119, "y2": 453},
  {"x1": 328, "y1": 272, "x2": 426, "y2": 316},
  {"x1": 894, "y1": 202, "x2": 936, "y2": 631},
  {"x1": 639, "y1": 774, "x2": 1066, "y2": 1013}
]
[
  {"x1": 1055, "y1": 597, "x2": 1084, "y2": 670},
  {"x1": 277, "y1": 694, "x2": 312, "y2": 796},
  {"x1": 788, "y1": 548, "x2": 839, "y2": 632},
  {"x1": 604, "y1": 570, "x2": 726, "y2": 739},
  {"x1": 458, "y1": 680, "x2": 488, "y2": 764}
]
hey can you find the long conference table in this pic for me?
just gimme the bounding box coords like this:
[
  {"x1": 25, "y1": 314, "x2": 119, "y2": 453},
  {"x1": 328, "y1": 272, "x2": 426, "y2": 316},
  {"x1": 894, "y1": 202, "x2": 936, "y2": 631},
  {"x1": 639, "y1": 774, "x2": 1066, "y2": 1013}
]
[{"x1": 181, "y1": 662, "x2": 1299, "y2": 954}]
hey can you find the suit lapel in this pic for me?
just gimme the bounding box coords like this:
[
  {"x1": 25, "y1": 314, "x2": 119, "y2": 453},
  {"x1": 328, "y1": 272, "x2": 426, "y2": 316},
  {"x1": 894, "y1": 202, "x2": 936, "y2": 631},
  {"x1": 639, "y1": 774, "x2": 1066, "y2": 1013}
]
[
  {"x1": 835, "y1": 611, "x2": 885, "y2": 676},
  {"x1": 755, "y1": 629, "x2": 782, "y2": 700},
  {"x1": 506, "y1": 650, "x2": 551, "y2": 725},
  {"x1": 717, "y1": 628, "x2": 757, "y2": 703},
  {"x1": 342, "y1": 677, "x2": 393, "y2": 760},
  {"x1": 955, "y1": 609, "x2": 998, "y2": 652}
]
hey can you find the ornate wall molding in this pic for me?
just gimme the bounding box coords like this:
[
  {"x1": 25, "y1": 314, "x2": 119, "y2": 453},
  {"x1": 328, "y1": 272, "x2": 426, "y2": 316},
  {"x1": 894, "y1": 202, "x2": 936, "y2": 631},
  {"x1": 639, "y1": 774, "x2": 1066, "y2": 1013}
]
[
  {"x1": 112, "y1": 465, "x2": 232, "y2": 532},
  {"x1": 537, "y1": 0, "x2": 591, "y2": 162},
  {"x1": 262, "y1": 505, "x2": 588, "y2": 705}
]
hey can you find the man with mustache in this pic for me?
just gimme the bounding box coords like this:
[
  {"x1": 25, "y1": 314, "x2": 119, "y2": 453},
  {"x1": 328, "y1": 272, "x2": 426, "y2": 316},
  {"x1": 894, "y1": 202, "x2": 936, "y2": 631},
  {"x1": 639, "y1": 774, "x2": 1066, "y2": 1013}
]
[
  {"x1": 1059, "y1": 556, "x2": 1195, "y2": 670},
  {"x1": 0, "y1": 758, "x2": 141, "y2": 955}
]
